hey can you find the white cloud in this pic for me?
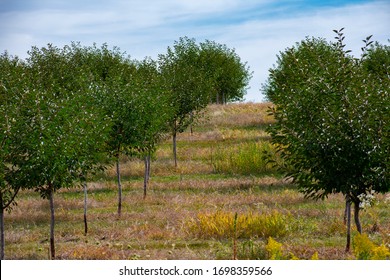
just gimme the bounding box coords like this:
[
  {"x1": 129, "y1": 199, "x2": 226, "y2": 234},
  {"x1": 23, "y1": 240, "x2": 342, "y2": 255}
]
[{"x1": 215, "y1": 1, "x2": 390, "y2": 101}]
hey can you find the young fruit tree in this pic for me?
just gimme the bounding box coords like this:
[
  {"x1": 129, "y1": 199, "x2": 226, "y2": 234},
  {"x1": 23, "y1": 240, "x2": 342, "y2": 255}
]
[
  {"x1": 199, "y1": 40, "x2": 252, "y2": 104},
  {"x1": 0, "y1": 52, "x2": 28, "y2": 259},
  {"x1": 86, "y1": 45, "x2": 170, "y2": 212},
  {"x1": 129, "y1": 58, "x2": 172, "y2": 199},
  {"x1": 159, "y1": 37, "x2": 213, "y2": 167},
  {"x1": 159, "y1": 37, "x2": 252, "y2": 166},
  {"x1": 66, "y1": 43, "x2": 112, "y2": 235},
  {"x1": 82, "y1": 44, "x2": 139, "y2": 217},
  {"x1": 263, "y1": 29, "x2": 389, "y2": 252},
  {"x1": 15, "y1": 44, "x2": 109, "y2": 259}
]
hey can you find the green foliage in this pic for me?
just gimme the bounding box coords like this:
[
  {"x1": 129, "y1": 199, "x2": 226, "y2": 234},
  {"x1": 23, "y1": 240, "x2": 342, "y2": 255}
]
[
  {"x1": 76, "y1": 44, "x2": 171, "y2": 160},
  {"x1": 130, "y1": 58, "x2": 173, "y2": 156},
  {"x1": 80, "y1": 44, "x2": 137, "y2": 158},
  {"x1": 0, "y1": 52, "x2": 26, "y2": 212},
  {"x1": 263, "y1": 30, "x2": 389, "y2": 253},
  {"x1": 11, "y1": 44, "x2": 109, "y2": 197},
  {"x1": 159, "y1": 37, "x2": 212, "y2": 135},
  {"x1": 263, "y1": 29, "x2": 389, "y2": 206},
  {"x1": 199, "y1": 40, "x2": 252, "y2": 104},
  {"x1": 159, "y1": 37, "x2": 252, "y2": 166}
]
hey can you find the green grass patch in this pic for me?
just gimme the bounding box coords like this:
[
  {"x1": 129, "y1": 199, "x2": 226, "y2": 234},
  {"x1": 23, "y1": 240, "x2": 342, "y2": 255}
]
[{"x1": 211, "y1": 141, "x2": 283, "y2": 176}]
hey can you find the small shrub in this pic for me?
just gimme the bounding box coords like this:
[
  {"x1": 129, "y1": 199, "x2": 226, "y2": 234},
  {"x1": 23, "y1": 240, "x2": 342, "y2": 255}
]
[
  {"x1": 352, "y1": 233, "x2": 375, "y2": 260},
  {"x1": 371, "y1": 244, "x2": 390, "y2": 260},
  {"x1": 310, "y1": 252, "x2": 319, "y2": 260},
  {"x1": 265, "y1": 237, "x2": 284, "y2": 260},
  {"x1": 265, "y1": 237, "x2": 319, "y2": 260},
  {"x1": 289, "y1": 253, "x2": 300, "y2": 260},
  {"x1": 352, "y1": 233, "x2": 390, "y2": 260}
]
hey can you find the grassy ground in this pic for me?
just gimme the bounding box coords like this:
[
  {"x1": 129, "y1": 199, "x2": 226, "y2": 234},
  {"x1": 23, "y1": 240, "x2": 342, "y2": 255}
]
[{"x1": 4, "y1": 102, "x2": 390, "y2": 259}]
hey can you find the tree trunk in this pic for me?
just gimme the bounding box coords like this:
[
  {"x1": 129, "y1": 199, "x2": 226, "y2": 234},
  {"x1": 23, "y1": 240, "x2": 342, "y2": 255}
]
[
  {"x1": 49, "y1": 186, "x2": 55, "y2": 259},
  {"x1": 354, "y1": 201, "x2": 362, "y2": 234},
  {"x1": 0, "y1": 192, "x2": 4, "y2": 260},
  {"x1": 83, "y1": 180, "x2": 88, "y2": 235},
  {"x1": 173, "y1": 130, "x2": 178, "y2": 168},
  {"x1": 147, "y1": 153, "x2": 151, "y2": 182},
  {"x1": 116, "y1": 154, "x2": 122, "y2": 217},
  {"x1": 190, "y1": 112, "x2": 193, "y2": 135},
  {"x1": 345, "y1": 196, "x2": 351, "y2": 253},
  {"x1": 143, "y1": 153, "x2": 151, "y2": 199},
  {"x1": 343, "y1": 199, "x2": 348, "y2": 225}
]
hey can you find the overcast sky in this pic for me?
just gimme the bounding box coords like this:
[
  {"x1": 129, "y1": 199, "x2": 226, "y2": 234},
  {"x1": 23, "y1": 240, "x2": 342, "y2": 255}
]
[{"x1": 1, "y1": 0, "x2": 389, "y2": 102}]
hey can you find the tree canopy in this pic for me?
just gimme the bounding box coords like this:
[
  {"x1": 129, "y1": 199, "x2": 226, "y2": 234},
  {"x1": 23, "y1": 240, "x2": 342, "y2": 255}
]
[
  {"x1": 159, "y1": 37, "x2": 252, "y2": 166},
  {"x1": 0, "y1": 52, "x2": 28, "y2": 259},
  {"x1": 199, "y1": 40, "x2": 252, "y2": 104},
  {"x1": 263, "y1": 29, "x2": 389, "y2": 251}
]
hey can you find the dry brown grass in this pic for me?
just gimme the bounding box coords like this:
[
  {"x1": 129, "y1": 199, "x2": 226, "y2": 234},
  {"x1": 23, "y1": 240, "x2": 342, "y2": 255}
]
[
  {"x1": 205, "y1": 102, "x2": 274, "y2": 128},
  {"x1": 5, "y1": 177, "x2": 389, "y2": 260}
]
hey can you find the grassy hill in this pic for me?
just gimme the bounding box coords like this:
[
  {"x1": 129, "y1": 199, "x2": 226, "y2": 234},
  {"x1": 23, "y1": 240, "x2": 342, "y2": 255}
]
[{"x1": 5, "y1": 102, "x2": 389, "y2": 259}]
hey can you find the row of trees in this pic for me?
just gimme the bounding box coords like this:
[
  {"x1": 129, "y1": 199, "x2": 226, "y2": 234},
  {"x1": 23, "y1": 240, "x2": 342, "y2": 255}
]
[
  {"x1": 263, "y1": 29, "x2": 389, "y2": 251},
  {"x1": 0, "y1": 38, "x2": 252, "y2": 259}
]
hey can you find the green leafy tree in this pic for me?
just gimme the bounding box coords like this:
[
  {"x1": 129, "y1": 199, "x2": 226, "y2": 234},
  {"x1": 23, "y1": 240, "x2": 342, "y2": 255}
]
[
  {"x1": 66, "y1": 43, "x2": 112, "y2": 234},
  {"x1": 85, "y1": 45, "x2": 171, "y2": 210},
  {"x1": 14, "y1": 44, "x2": 109, "y2": 259},
  {"x1": 263, "y1": 29, "x2": 389, "y2": 252},
  {"x1": 0, "y1": 52, "x2": 28, "y2": 259},
  {"x1": 80, "y1": 44, "x2": 138, "y2": 217},
  {"x1": 130, "y1": 58, "x2": 172, "y2": 198},
  {"x1": 199, "y1": 40, "x2": 252, "y2": 104},
  {"x1": 159, "y1": 37, "x2": 213, "y2": 167},
  {"x1": 159, "y1": 38, "x2": 252, "y2": 166}
]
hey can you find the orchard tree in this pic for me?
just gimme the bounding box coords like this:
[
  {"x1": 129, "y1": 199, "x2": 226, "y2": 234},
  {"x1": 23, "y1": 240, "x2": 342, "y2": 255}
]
[
  {"x1": 159, "y1": 37, "x2": 252, "y2": 166},
  {"x1": 199, "y1": 40, "x2": 252, "y2": 104},
  {"x1": 130, "y1": 58, "x2": 172, "y2": 199},
  {"x1": 15, "y1": 44, "x2": 109, "y2": 259},
  {"x1": 263, "y1": 29, "x2": 389, "y2": 252},
  {"x1": 0, "y1": 52, "x2": 28, "y2": 259},
  {"x1": 159, "y1": 37, "x2": 212, "y2": 167},
  {"x1": 85, "y1": 45, "x2": 170, "y2": 211},
  {"x1": 81, "y1": 44, "x2": 138, "y2": 217},
  {"x1": 67, "y1": 43, "x2": 112, "y2": 234}
]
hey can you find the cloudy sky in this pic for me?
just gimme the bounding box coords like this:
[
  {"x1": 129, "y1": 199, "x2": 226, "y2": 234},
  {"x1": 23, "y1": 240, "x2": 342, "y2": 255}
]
[{"x1": 1, "y1": 0, "x2": 389, "y2": 101}]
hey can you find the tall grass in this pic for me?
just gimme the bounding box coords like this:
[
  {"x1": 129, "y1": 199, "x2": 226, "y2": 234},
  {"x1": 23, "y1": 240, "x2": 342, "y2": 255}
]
[
  {"x1": 211, "y1": 141, "x2": 282, "y2": 175},
  {"x1": 187, "y1": 211, "x2": 289, "y2": 239}
]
